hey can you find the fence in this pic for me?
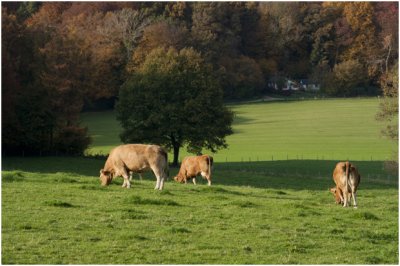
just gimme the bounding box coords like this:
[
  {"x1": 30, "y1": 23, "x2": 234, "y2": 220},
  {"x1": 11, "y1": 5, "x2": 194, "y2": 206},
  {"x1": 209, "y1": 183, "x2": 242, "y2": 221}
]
[{"x1": 175, "y1": 154, "x2": 389, "y2": 164}]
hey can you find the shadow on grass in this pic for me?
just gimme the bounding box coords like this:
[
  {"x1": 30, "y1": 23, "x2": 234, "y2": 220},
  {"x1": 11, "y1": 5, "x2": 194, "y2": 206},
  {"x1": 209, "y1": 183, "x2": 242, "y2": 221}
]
[
  {"x1": 2, "y1": 157, "x2": 397, "y2": 191},
  {"x1": 212, "y1": 160, "x2": 397, "y2": 190}
]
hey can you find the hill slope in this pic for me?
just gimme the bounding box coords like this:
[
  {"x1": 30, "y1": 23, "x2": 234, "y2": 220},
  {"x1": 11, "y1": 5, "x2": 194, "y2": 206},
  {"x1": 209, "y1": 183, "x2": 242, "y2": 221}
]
[{"x1": 81, "y1": 98, "x2": 393, "y2": 161}]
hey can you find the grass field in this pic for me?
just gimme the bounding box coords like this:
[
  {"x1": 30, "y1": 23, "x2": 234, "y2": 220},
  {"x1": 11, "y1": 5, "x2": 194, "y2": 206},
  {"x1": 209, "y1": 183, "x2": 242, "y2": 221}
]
[
  {"x1": 2, "y1": 97, "x2": 398, "y2": 264},
  {"x1": 2, "y1": 157, "x2": 398, "y2": 264},
  {"x1": 81, "y1": 98, "x2": 394, "y2": 161}
]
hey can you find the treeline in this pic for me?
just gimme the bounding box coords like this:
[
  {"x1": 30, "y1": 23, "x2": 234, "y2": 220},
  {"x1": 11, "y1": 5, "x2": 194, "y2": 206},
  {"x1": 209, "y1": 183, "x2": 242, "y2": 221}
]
[{"x1": 2, "y1": 2, "x2": 398, "y2": 156}]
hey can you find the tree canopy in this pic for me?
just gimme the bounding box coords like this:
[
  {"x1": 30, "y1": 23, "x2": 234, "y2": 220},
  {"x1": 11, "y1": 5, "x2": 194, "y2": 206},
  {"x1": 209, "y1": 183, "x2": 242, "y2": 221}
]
[
  {"x1": 2, "y1": 2, "x2": 398, "y2": 156},
  {"x1": 116, "y1": 48, "x2": 233, "y2": 165}
]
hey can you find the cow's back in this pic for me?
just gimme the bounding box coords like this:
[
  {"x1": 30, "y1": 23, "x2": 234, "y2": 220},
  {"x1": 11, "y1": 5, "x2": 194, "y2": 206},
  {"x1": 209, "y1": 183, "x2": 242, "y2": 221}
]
[
  {"x1": 333, "y1": 161, "x2": 360, "y2": 193},
  {"x1": 109, "y1": 144, "x2": 166, "y2": 172},
  {"x1": 348, "y1": 166, "x2": 361, "y2": 193},
  {"x1": 333, "y1": 162, "x2": 346, "y2": 188},
  {"x1": 181, "y1": 156, "x2": 199, "y2": 177},
  {"x1": 198, "y1": 155, "x2": 212, "y2": 172},
  {"x1": 182, "y1": 155, "x2": 211, "y2": 176}
]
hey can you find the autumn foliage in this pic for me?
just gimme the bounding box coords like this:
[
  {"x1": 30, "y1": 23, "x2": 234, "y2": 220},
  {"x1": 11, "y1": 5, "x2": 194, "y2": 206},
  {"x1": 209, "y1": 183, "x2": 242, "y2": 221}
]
[{"x1": 2, "y1": 2, "x2": 398, "y2": 156}]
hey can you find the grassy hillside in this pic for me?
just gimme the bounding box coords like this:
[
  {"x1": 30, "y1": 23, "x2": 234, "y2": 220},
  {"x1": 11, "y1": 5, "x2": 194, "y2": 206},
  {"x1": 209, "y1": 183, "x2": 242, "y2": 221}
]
[
  {"x1": 2, "y1": 97, "x2": 398, "y2": 264},
  {"x1": 81, "y1": 98, "x2": 393, "y2": 162},
  {"x1": 2, "y1": 157, "x2": 398, "y2": 264}
]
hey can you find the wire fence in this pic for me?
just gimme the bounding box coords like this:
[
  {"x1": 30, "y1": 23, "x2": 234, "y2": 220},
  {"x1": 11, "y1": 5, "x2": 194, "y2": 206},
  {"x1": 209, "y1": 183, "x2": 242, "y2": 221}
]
[{"x1": 176, "y1": 154, "x2": 392, "y2": 164}]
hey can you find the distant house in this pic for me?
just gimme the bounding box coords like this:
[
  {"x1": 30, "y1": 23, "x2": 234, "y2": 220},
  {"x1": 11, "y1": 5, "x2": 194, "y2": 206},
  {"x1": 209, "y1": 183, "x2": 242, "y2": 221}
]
[
  {"x1": 268, "y1": 78, "x2": 320, "y2": 92},
  {"x1": 299, "y1": 79, "x2": 320, "y2": 92}
]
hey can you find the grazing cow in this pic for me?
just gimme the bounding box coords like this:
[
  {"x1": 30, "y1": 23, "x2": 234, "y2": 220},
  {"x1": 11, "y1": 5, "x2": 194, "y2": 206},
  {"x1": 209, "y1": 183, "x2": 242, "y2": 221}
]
[
  {"x1": 129, "y1": 172, "x2": 143, "y2": 181},
  {"x1": 329, "y1": 186, "x2": 343, "y2": 205},
  {"x1": 174, "y1": 155, "x2": 213, "y2": 186},
  {"x1": 99, "y1": 144, "x2": 168, "y2": 190},
  {"x1": 330, "y1": 161, "x2": 361, "y2": 208}
]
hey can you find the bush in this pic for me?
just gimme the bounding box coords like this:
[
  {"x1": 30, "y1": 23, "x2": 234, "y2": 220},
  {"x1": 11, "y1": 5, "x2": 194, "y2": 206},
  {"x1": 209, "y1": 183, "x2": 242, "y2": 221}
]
[
  {"x1": 331, "y1": 60, "x2": 368, "y2": 96},
  {"x1": 220, "y1": 56, "x2": 265, "y2": 99},
  {"x1": 53, "y1": 126, "x2": 91, "y2": 156}
]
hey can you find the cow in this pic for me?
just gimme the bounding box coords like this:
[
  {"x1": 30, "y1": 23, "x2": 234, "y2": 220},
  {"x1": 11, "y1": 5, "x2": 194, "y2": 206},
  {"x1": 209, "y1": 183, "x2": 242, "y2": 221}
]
[
  {"x1": 329, "y1": 186, "x2": 343, "y2": 205},
  {"x1": 174, "y1": 155, "x2": 213, "y2": 186},
  {"x1": 99, "y1": 144, "x2": 168, "y2": 190},
  {"x1": 330, "y1": 161, "x2": 361, "y2": 208},
  {"x1": 129, "y1": 172, "x2": 143, "y2": 181}
]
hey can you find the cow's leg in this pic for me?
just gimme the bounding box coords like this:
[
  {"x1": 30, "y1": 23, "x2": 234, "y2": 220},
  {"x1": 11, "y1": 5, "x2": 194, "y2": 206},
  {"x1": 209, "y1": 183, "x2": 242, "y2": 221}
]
[
  {"x1": 151, "y1": 167, "x2": 163, "y2": 190},
  {"x1": 139, "y1": 173, "x2": 143, "y2": 181},
  {"x1": 122, "y1": 172, "x2": 131, "y2": 189},
  {"x1": 159, "y1": 175, "x2": 165, "y2": 190},
  {"x1": 349, "y1": 178, "x2": 358, "y2": 208},
  {"x1": 336, "y1": 187, "x2": 344, "y2": 206},
  {"x1": 350, "y1": 184, "x2": 358, "y2": 208},
  {"x1": 192, "y1": 177, "x2": 196, "y2": 185},
  {"x1": 129, "y1": 171, "x2": 133, "y2": 182},
  {"x1": 338, "y1": 190, "x2": 344, "y2": 205},
  {"x1": 154, "y1": 176, "x2": 161, "y2": 190},
  {"x1": 352, "y1": 191, "x2": 357, "y2": 208},
  {"x1": 201, "y1": 171, "x2": 211, "y2": 186},
  {"x1": 342, "y1": 190, "x2": 348, "y2": 207}
]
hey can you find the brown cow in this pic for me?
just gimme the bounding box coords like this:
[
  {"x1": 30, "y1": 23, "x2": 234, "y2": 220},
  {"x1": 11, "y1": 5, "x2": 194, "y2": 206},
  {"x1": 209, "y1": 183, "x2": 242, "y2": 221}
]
[
  {"x1": 174, "y1": 155, "x2": 213, "y2": 186},
  {"x1": 99, "y1": 144, "x2": 168, "y2": 190},
  {"x1": 330, "y1": 161, "x2": 361, "y2": 208}
]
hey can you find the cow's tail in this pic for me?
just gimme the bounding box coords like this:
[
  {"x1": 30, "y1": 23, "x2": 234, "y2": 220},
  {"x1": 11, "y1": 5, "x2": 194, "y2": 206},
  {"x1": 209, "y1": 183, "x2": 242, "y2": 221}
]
[
  {"x1": 345, "y1": 161, "x2": 350, "y2": 192},
  {"x1": 161, "y1": 148, "x2": 169, "y2": 179},
  {"x1": 208, "y1": 155, "x2": 212, "y2": 180}
]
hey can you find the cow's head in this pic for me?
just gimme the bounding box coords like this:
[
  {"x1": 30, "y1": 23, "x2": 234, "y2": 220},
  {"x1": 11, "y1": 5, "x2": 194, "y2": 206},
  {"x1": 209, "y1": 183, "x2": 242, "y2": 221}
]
[
  {"x1": 99, "y1": 169, "x2": 113, "y2": 186},
  {"x1": 174, "y1": 175, "x2": 185, "y2": 183},
  {"x1": 329, "y1": 187, "x2": 343, "y2": 204}
]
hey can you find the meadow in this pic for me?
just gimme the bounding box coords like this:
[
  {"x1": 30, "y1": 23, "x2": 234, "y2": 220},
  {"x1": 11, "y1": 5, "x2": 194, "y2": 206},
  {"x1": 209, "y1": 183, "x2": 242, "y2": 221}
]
[
  {"x1": 82, "y1": 98, "x2": 393, "y2": 161},
  {"x1": 2, "y1": 98, "x2": 398, "y2": 264}
]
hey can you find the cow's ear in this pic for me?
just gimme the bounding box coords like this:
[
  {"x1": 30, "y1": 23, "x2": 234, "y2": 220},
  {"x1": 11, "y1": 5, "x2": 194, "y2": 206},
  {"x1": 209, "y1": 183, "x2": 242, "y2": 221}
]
[
  {"x1": 100, "y1": 169, "x2": 104, "y2": 175},
  {"x1": 329, "y1": 187, "x2": 336, "y2": 193}
]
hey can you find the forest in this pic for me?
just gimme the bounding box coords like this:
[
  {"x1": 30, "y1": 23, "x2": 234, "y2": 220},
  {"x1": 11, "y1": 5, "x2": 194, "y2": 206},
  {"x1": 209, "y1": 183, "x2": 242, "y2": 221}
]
[{"x1": 2, "y1": 2, "x2": 399, "y2": 156}]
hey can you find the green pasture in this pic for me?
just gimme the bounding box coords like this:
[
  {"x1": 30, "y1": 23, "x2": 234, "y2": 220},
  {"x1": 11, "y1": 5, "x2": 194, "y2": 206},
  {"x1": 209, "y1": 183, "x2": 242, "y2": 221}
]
[
  {"x1": 2, "y1": 97, "x2": 398, "y2": 264},
  {"x1": 2, "y1": 157, "x2": 398, "y2": 264},
  {"x1": 81, "y1": 98, "x2": 394, "y2": 162}
]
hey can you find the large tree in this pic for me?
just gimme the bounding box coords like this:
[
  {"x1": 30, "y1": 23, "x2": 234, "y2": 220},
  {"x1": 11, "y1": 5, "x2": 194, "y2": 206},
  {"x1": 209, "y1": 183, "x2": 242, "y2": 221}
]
[
  {"x1": 376, "y1": 64, "x2": 398, "y2": 156},
  {"x1": 116, "y1": 47, "x2": 233, "y2": 165}
]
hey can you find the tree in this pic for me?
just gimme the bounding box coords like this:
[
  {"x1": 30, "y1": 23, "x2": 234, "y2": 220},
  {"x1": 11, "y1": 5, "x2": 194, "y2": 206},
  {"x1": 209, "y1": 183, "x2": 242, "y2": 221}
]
[
  {"x1": 377, "y1": 64, "x2": 398, "y2": 143},
  {"x1": 2, "y1": 4, "x2": 92, "y2": 155},
  {"x1": 128, "y1": 19, "x2": 190, "y2": 72},
  {"x1": 116, "y1": 48, "x2": 233, "y2": 165},
  {"x1": 376, "y1": 64, "x2": 398, "y2": 173},
  {"x1": 219, "y1": 55, "x2": 265, "y2": 99},
  {"x1": 327, "y1": 59, "x2": 368, "y2": 96},
  {"x1": 102, "y1": 8, "x2": 153, "y2": 61},
  {"x1": 191, "y1": 2, "x2": 242, "y2": 61}
]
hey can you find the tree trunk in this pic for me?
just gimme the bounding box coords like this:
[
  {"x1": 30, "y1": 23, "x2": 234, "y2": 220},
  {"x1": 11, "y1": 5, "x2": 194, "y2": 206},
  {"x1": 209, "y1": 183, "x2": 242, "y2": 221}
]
[{"x1": 172, "y1": 144, "x2": 180, "y2": 167}]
